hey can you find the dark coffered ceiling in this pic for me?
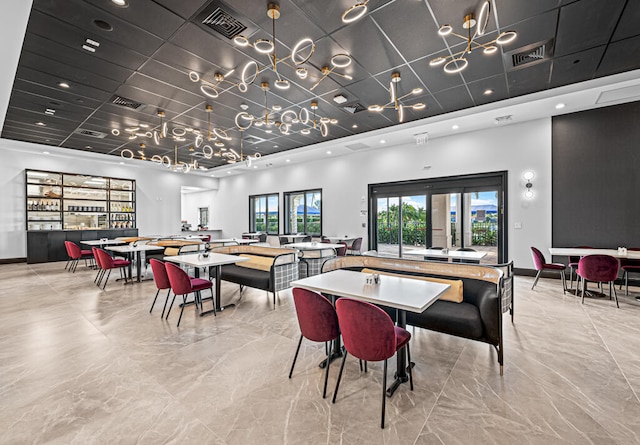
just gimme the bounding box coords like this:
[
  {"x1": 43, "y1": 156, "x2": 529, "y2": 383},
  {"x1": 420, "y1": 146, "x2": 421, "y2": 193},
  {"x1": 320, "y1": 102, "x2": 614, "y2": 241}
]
[{"x1": 2, "y1": 0, "x2": 639, "y2": 170}]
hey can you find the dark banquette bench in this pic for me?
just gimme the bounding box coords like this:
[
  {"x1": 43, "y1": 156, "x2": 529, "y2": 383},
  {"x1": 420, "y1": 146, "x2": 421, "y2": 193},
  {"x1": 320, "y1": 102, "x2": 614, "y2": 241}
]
[
  {"x1": 212, "y1": 245, "x2": 299, "y2": 305},
  {"x1": 321, "y1": 256, "x2": 513, "y2": 374}
]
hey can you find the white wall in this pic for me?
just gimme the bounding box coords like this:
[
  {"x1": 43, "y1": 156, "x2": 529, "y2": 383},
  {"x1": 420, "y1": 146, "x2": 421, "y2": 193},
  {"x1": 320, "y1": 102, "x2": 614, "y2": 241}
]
[
  {"x1": 0, "y1": 139, "x2": 219, "y2": 259},
  {"x1": 212, "y1": 118, "x2": 552, "y2": 268},
  {"x1": 181, "y1": 190, "x2": 218, "y2": 229}
]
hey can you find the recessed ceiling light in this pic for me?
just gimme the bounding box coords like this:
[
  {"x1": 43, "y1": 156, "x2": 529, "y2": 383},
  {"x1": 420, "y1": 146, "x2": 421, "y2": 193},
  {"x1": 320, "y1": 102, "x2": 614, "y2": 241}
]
[
  {"x1": 380, "y1": 139, "x2": 386, "y2": 144},
  {"x1": 227, "y1": 171, "x2": 231, "y2": 174},
  {"x1": 483, "y1": 89, "x2": 493, "y2": 95},
  {"x1": 555, "y1": 103, "x2": 566, "y2": 110},
  {"x1": 43, "y1": 151, "x2": 50, "y2": 155},
  {"x1": 58, "y1": 82, "x2": 70, "y2": 89},
  {"x1": 326, "y1": 151, "x2": 332, "y2": 155},
  {"x1": 253, "y1": 166, "x2": 258, "y2": 169},
  {"x1": 286, "y1": 159, "x2": 291, "y2": 163},
  {"x1": 452, "y1": 124, "x2": 459, "y2": 130},
  {"x1": 35, "y1": 122, "x2": 46, "y2": 126},
  {"x1": 119, "y1": 162, "x2": 125, "y2": 165},
  {"x1": 333, "y1": 94, "x2": 348, "y2": 104},
  {"x1": 85, "y1": 38, "x2": 100, "y2": 47},
  {"x1": 273, "y1": 145, "x2": 278, "y2": 148},
  {"x1": 210, "y1": 174, "x2": 215, "y2": 177},
  {"x1": 352, "y1": 124, "x2": 358, "y2": 128},
  {"x1": 45, "y1": 108, "x2": 55, "y2": 115},
  {"x1": 85, "y1": 145, "x2": 92, "y2": 149},
  {"x1": 82, "y1": 44, "x2": 96, "y2": 52},
  {"x1": 111, "y1": 0, "x2": 128, "y2": 7}
]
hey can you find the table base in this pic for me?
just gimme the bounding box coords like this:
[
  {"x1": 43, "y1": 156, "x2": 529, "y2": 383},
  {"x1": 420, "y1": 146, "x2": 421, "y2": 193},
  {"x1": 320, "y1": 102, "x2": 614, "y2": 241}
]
[
  {"x1": 319, "y1": 349, "x2": 343, "y2": 369},
  {"x1": 387, "y1": 361, "x2": 415, "y2": 396}
]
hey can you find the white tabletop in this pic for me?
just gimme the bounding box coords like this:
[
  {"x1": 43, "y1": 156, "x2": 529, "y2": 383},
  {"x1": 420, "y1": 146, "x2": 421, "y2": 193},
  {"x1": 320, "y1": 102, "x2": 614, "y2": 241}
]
[
  {"x1": 287, "y1": 242, "x2": 345, "y2": 250},
  {"x1": 324, "y1": 236, "x2": 357, "y2": 242},
  {"x1": 549, "y1": 247, "x2": 640, "y2": 259},
  {"x1": 406, "y1": 249, "x2": 488, "y2": 260},
  {"x1": 210, "y1": 238, "x2": 259, "y2": 245},
  {"x1": 106, "y1": 244, "x2": 164, "y2": 253},
  {"x1": 291, "y1": 269, "x2": 449, "y2": 313},
  {"x1": 81, "y1": 239, "x2": 127, "y2": 246},
  {"x1": 164, "y1": 252, "x2": 250, "y2": 268},
  {"x1": 282, "y1": 234, "x2": 309, "y2": 240}
]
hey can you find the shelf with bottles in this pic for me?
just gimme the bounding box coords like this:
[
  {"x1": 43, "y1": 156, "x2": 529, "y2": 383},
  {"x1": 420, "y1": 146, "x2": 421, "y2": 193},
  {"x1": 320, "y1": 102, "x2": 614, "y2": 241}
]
[
  {"x1": 110, "y1": 213, "x2": 135, "y2": 222},
  {"x1": 27, "y1": 198, "x2": 61, "y2": 212},
  {"x1": 110, "y1": 221, "x2": 135, "y2": 229},
  {"x1": 109, "y1": 202, "x2": 135, "y2": 212}
]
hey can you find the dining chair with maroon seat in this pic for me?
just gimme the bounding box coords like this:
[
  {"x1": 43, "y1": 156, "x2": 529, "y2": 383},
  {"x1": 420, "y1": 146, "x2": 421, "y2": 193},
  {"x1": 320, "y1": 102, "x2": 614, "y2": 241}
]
[
  {"x1": 577, "y1": 254, "x2": 620, "y2": 308},
  {"x1": 530, "y1": 246, "x2": 567, "y2": 293},
  {"x1": 335, "y1": 241, "x2": 348, "y2": 257},
  {"x1": 149, "y1": 259, "x2": 172, "y2": 318},
  {"x1": 95, "y1": 248, "x2": 131, "y2": 289},
  {"x1": 64, "y1": 241, "x2": 93, "y2": 272},
  {"x1": 346, "y1": 237, "x2": 362, "y2": 255},
  {"x1": 92, "y1": 247, "x2": 104, "y2": 286},
  {"x1": 289, "y1": 288, "x2": 340, "y2": 398},
  {"x1": 332, "y1": 298, "x2": 413, "y2": 429},
  {"x1": 567, "y1": 246, "x2": 594, "y2": 291},
  {"x1": 164, "y1": 262, "x2": 215, "y2": 327},
  {"x1": 619, "y1": 248, "x2": 640, "y2": 296}
]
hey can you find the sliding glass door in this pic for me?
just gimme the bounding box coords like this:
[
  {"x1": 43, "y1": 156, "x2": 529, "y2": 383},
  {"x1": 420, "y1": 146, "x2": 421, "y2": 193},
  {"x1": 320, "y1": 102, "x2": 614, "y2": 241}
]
[{"x1": 369, "y1": 172, "x2": 506, "y2": 264}]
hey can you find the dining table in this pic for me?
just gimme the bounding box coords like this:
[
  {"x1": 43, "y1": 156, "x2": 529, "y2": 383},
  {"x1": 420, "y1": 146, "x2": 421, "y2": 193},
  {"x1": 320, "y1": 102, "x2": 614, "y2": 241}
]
[
  {"x1": 288, "y1": 242, "x2": 344, "y2": 277},
  {"x1": 405, "y1": 248, "x2": 488, "y2": 262},
  {"x1": 209, "y1": 238, "x2": 259, "y2": 246},
  {"x1": 291, "y1": 269, "x2": 450, "y2": 396},
  {"x1": 164, "y1": 252, "x2": 249, "y2": 314},
  {"x1": 548, "y1": 247, "x2": 640, "y2": 259},
  {"x1": 81, "y1": 238, "x2": 127, "y2": 247},
  {"x1": 105, "y1": 244, "x2": 164, "y2": 283},
  {"x1": 324, "y1": 235, "x2": 358, "y2": 243}
]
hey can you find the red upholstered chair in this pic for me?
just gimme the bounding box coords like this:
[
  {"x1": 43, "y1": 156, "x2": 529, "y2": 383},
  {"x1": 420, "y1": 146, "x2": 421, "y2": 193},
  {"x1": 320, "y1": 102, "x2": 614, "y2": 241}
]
[
  {"x1": 530, "y1": 247, "x2": 566, "y2": 293},
  {"x1": 347, "y1": 237, "x2": 363, "y2": 255},
  {"x1": 335, "y1": 242, "x2": 347, "y2": 257},
  {"x1": 95, "y1": 248, "x2": 131, "y2": 289},
  {"x1": 164, "y1": 262, "x2": 214, "y2": 327},
  {"x1": 64, "y1": 241, "x2": 93, "y2": 272},
  {"x1": 332, "y1": 298, "x2": 413, "y2": 429},
  {"x1": 619, "y1": 248, "x2": 640, "y2": 296},
  {"x1": 289, "y1": 288, "x2": 340, "y2": 398},
  {"x1": 92, "y1": 247, "x2": 103, "y2": 285},
  {"x1": 149, "y1": 259, "x2": 172, "y2": 318},
  {"x1": 567, "y1": 246, "x2": 594, "y2": 290},
  {"x1": 577, "y1": 255, "x2": 620, "y2": 307}
]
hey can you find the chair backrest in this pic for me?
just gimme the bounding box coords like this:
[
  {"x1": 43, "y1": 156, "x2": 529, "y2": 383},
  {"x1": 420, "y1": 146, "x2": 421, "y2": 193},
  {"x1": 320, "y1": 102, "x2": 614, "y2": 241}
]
[
  {"x1": 453, "y1": 247, "x2": 479, "y2": 264},
  {"x1": 457, "y1": 247, "x2": 476, "y2": 252},
  {"x1": 258, "y1": 233, "x2": 267, "y2": 242},
  {"x1": 96, "y1": 248, "x2": 115, "y2": 269},
  {"x1": 351, "y1": 237, "x2": 363, "y2": 251},
  {"x1": 335, "y1": 298, "x2": 396, "y2": 362},
  {"x1": 530, "y1": 247, "x2": 546, "y2": 270},
  {"x1": 92, "y1": 247, "x2": 102, "y2": 269},
  {"x1": 578, "y1": 255, "x2": 619, "y2": 282},
  {"x1": 149, "y1": 259, "x2": 171, "y2": 290},
  {"x1": 202, "y1": 235, "x2": 211, "y2": 242},
  {"x1": 321, "y1": 238, "x2": 331, "y2": 244},
  {"x1": 65, "y1": 241, "x2": 81, "y2": 259},
  {"x1": 165, "y1": 261, "x2": 193, "y2": 295},
  {"x1": 302, "y1": 235, "x2": 312, "y2": 242},
  {"x1": 336, "y1": 242, "x2": 347, "y2": 256},
  {"x1": 292, "y1": 288, "x2": 339, "y2": 343},
  {"x1": 279, "y1": 236, "x2": 289, "y2": 245}
]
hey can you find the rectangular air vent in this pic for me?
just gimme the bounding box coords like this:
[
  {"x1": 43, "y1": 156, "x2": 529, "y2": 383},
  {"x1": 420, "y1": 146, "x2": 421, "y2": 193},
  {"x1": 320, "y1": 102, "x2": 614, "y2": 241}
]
[
  {"x1": 75, "y1": 128, "x2": 108, "y2": 138},
  {"x1": 111, "y1": 95, "x2": 145, "y2": 110},
  {"x1": 201, "y1": 6, "x2": 247, "y2": 39},
  {"x1": 504, "y1": 39, "x2": 554, "y2": 71},
  {"x1": 345, "y1": 142, "x2": 370, "y2": 150},
  {"x1": 342, "y1": 102, "x2": 366, "y2": 114}
]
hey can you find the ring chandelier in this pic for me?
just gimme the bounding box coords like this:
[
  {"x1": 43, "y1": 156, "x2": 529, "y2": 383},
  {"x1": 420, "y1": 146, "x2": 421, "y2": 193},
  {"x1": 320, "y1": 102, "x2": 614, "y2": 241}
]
[
  {"x1": 368, "y1": 72, "x2": 425, "y2": 123},
  {"x1": 429, "y1": 0, "x2": 517, "y2": 74}
]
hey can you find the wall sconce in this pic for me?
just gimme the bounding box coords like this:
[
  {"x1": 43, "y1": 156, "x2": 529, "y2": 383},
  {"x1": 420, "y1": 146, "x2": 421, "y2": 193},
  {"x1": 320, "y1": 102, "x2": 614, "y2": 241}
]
[{"x1": 523, "y1": 171, "x2": 534, "y2": 199}]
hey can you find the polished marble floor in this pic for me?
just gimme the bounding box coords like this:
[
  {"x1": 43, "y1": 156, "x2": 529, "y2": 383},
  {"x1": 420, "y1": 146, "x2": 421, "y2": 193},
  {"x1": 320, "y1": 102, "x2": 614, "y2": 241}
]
[{"x1": 1, "y1": 261, "x2": 640, "y2": 444}]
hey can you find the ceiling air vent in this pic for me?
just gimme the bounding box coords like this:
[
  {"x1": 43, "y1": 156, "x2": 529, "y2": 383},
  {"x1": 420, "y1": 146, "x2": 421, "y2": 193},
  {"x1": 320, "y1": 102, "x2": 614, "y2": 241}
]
[
  {"x1": 345, "y1": 142, "x2": 370, "y2": 151},
  {"x1": 504, "y1": 39, "x2": 554, "y2": 71},
  {"x1": 494, "y1": 115, "x2": 512, "y2": 124},
  {"x1": 74, "y1": 128, "x2": 107, "y2": 138},
  {"x1": 201, "y1": 6, "x2": 247, "y2": 39},
  {"x1": 111, "y1": 95, "x2": 145, "y2": 110},
  {"x1": 342, "y1": 102, "x2": 366, "y2": 114}
]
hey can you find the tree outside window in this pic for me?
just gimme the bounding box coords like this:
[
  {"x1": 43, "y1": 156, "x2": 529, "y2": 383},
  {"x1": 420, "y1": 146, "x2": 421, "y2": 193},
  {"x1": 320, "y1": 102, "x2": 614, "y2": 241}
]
[
  {"x1": 284, "y1": 189, "x2": 321, "y2": 235},
  {"x1": 249, "y1": 193, "x2": 279, "y2": 234}
]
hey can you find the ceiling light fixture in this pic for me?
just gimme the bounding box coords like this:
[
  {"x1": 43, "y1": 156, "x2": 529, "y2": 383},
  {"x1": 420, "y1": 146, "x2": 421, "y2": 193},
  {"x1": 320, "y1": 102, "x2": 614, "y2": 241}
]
[
  {"x1": 342, "y1": 0, "x2": 369, "y2": 23},
  {"x1": 555, "y1": 103, "x2": 566, "y2": 110},
  {"x1": 58, "y1": 82, "x2": 70, "y2": 88},
  {"x1": 188, "y1": 69, "x2": 239, "y2": 98},
  {"x1": 452, "y1": 124, "x2": 459, "y2": 130},
  {"x1": 429, "y1": 0, "x2": 517, "y2": 74},
  {"x1": 111, "y1": 0, "x2": 128, "y2": 7},
  {"x1": 35, "y1": 122, "x2": 46, "y2": 126},
  {"x1": 333, "y1": 94, "x2": 348, "y2": 104},
  {"x1": 368, "y1": 72, "x2": 425, "y2": 123},
  {"x1": 233, "y1": 3, "x2": 315, "y2": 91},
  {"x1": 310, "y1": 54, "x2": 353, "y2": 91},
  {"x1": 483, "y1": 88, "x2": 493, "y2": 95}
]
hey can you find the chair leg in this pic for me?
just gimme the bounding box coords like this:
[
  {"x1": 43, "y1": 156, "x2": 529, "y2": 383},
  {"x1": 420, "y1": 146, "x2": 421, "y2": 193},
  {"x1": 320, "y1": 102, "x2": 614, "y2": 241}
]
[
  {"x1": 65, "y1": 258, "x2": 70, "y2": 271},
  {"x1": 150, "y1": 289, "x2": 160, "y2": 313},
  {"x1": 625, "y1": 271, "x2": 629, "y2": 296},
  {"x1": 161, "y1": 289, "x2": 171, "y2": 318},
  {"x1": 381, "y1": 359, "x2": 387, "y2": 429},
  {"x1": 581, "y1": 277, "x2": 586, "y2": 304},
  {"x1": 531, "y1": 270, "x2": 542, "y2": 290},
  {"x1": 561, "y1": 270, "x2": 567, "y2": 294},
  {"x1": 332, "y1": 351, "x2": 349, "y2": 404},
  {"x1": 611, "y1": 282, "x2": 619, "y2": 308},
  {"x1": 209, "y1": 288, "x2": 217, "y2": 316},
  {"x1": 102, "y1": 269, "x2": 111, "y2": 289},
  {"x1": 289, "y1": 335, "x2": 303, "y2": 379},
  {"x1": 166, "y1": 294, "x2": 177, "y2": 320},
  {"x1": 177, "y1": 294, "x2": 187, "y2": 327},
  {"x1": 569, "y1": 268, "x2": 574, "y2": 291},
  {"x1": 323, "y1": 341, "x2": 331, "y2": 399}
]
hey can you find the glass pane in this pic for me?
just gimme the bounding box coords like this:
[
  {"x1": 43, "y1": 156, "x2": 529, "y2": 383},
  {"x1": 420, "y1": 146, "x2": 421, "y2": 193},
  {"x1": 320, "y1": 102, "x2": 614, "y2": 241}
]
[
  {"x1": 111, "y1": 179, "x2": 134, "y2": 191},
  {"x1": 431, "y1": 193, "x2": 459, "y2": 249},
  {"x1": 26, "y1": 171, "x2": 61, "y2": 186},
  {"x1": 287, "y1": 192, "x2": 304, "y2": 234},
  {"x1": 63, "y1": 212, "x2": 109, "y2": 230},
  {"x1": 401, "y1": 195, "x2": 427, "y2": 255},
  {"x1": 465, "y1": 190, "x2": 499, "y2": 264},
  {"x1": 63, "y1": 187, "x2": 107, "y2": 201},
  {"x1": 306, "y1": 191, "x2": 321, "y2": 235},
  {"x1": 110, "y1": 190, "x2": 134, "y2": 202},
  {"x1": 377, "y1": 197, "x2": 399, "y2": 257},
  {"x1": 255, "y1": 197, "x2": 267, "y2": 232},
  {"x1": 267, "y1": 195, "x2": 278, "y2": 233}
]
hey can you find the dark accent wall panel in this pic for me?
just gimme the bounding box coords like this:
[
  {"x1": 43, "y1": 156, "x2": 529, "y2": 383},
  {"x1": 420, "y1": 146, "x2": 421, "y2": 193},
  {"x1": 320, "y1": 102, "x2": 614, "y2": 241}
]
[{"x1": 552, "y1": 100, "x2": 640, "y2": 248}]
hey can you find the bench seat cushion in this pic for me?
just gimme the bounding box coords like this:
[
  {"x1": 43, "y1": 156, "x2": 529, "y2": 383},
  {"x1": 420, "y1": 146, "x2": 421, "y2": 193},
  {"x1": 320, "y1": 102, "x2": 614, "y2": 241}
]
[
  {"x1": 407, "y1": 300, "x2": 483, "y2": 340},
  {"x1": 221, "y1": 263, "x2": 270, "y2": 290},
  {"x1": 238, "y1": 254, "x2": 274, "y2": 272}
]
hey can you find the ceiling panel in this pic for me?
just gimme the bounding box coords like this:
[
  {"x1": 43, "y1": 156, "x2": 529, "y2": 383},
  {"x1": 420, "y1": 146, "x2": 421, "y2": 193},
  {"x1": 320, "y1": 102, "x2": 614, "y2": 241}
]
[{"x1": 2, "y1": 0, "x2": 639, "y2": 169}]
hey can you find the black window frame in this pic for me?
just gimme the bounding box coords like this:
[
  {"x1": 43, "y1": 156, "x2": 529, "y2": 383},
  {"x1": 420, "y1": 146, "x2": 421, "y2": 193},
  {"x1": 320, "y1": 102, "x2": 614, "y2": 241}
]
[
  {"x1": 283, "y1": 188, "x2": 322, "y2": 236},
  {"x1": 248, "y1": 193, "x2": 279, "y2": 234}
]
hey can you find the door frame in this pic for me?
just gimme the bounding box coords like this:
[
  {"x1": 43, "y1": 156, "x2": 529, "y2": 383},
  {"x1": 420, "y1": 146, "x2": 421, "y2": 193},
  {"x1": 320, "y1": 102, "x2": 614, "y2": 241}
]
[{"x1": 368, "y1": 171, "x2": 508, "y2": 263}]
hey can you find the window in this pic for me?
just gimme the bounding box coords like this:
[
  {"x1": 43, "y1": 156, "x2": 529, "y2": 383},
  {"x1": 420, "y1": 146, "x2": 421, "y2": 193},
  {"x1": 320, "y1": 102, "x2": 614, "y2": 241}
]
[
  {"x1": 249, "y1": 193, "x2": 279, "y2": 234},
  {"x1": 284, "y1": 189, "x2": 322, "y2": 235},
  {"x1": 198, "y1": 207, "x2": 209, "y2": 230}
]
